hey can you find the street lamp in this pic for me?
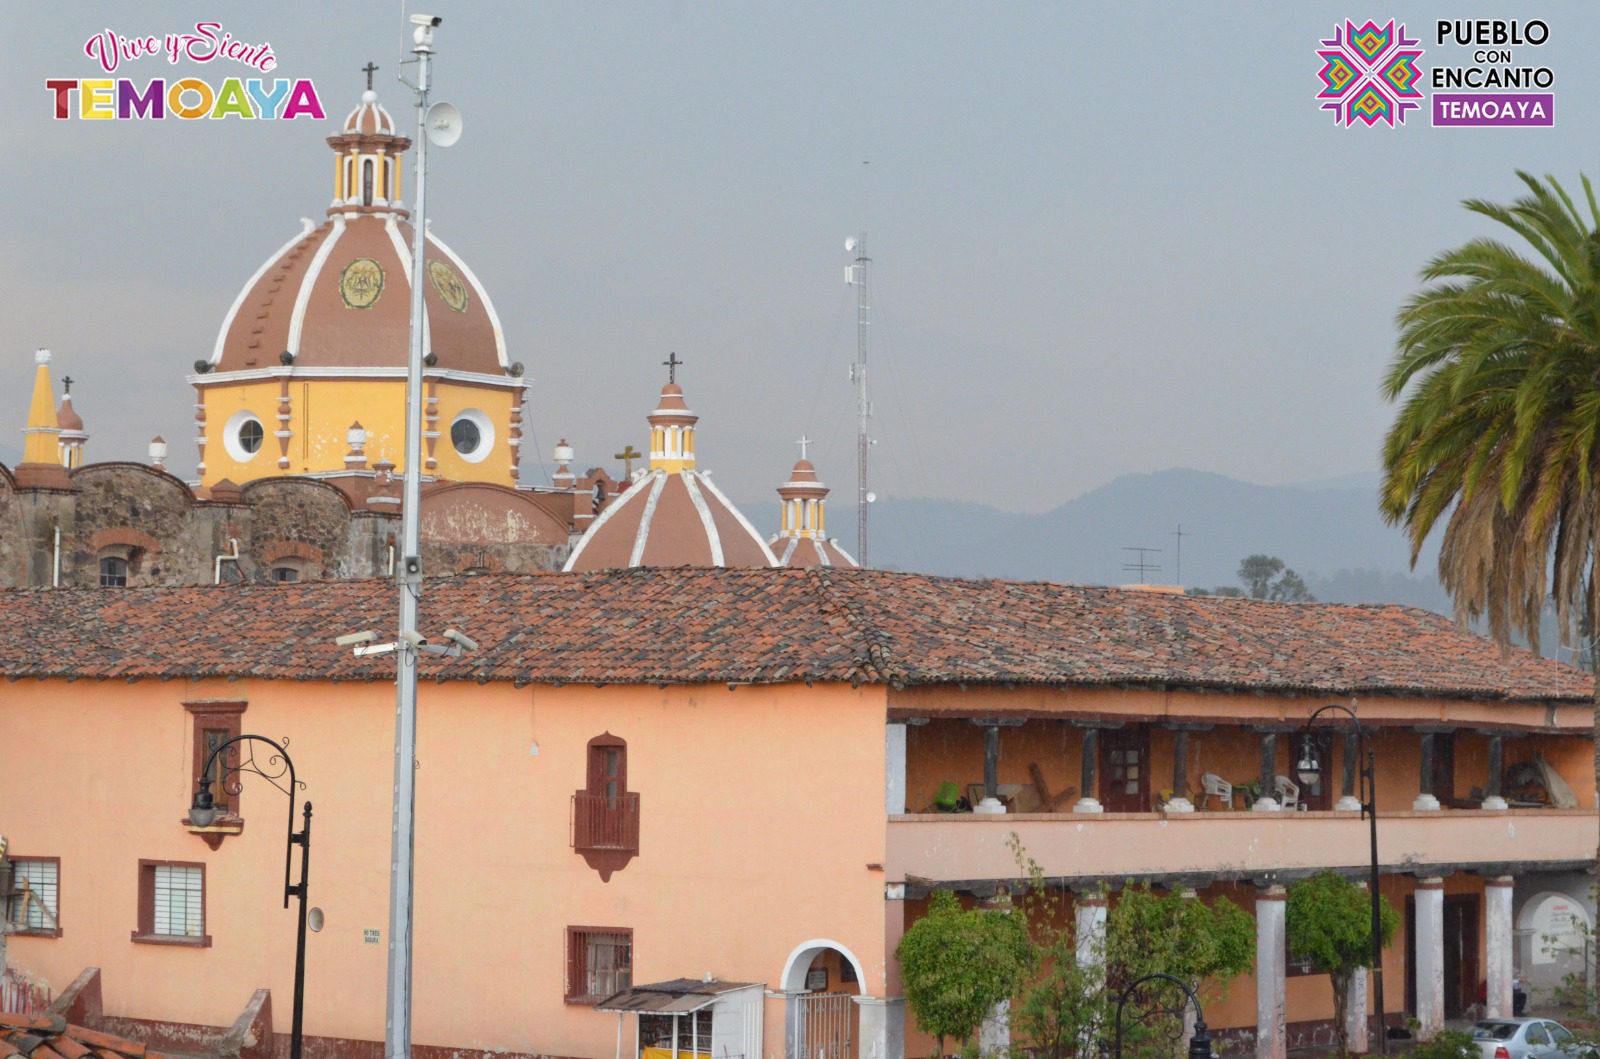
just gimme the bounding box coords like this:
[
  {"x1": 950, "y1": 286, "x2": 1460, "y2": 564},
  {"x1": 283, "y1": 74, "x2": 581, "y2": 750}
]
[
  {"x1": 1295, "y1": 704, "x2": 1386, "y2": 1056},
  {"x1": 1105, "y1": 972, "x2": 1213, "y2": 1059},
  {"x1": 189, "y1": 734, "x2": 312, "y2": 1059}
]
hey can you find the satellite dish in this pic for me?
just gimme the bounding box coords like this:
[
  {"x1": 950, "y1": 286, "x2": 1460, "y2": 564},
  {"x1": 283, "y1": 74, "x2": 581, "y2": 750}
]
[
  {"x1": 426, "y1": 101, "x2": 463, "y2": 147},
  {"x1": 845, "y1": 237, "x2": 857, "y2": 253},
  {"x1": 308, "y1": 907, "x2": 325, "y2": 932},
  {"x1": 866, "y1": 491, "x2": 877, "y2": 503}
]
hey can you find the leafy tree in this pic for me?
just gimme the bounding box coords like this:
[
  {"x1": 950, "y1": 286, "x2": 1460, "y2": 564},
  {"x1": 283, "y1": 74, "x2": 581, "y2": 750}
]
[
  {"x1": 897, "y1": 889, "x2": 1034, "y2": 1058},
  {"x1": 1286, "y1": 872, "x2": 1399, "y2": 1058},
  {"x1": 1380, "y1": 171, "x2": 1600, "y2": 875},
  {"x1": 1236, "y1": 554, "x2": 1316, "y2": 601}
]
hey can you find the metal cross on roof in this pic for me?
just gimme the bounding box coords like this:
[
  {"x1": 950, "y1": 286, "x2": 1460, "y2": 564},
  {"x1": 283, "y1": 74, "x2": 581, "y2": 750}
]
[
  {"x1": 62, "y1": 375, "x2": 74, "y2": 394},
  {"x1": 796, "y1": 435, "x2": 811, "y2": 460},
  {"x1": 614, "y1": 444, "x2": 642, "y2": 477},
  {"x1": 362, "y1": 62, "x2": 379, "y2": 91},
  {"x1": 662, "y1": 352, "x2": 682, "y2": 384}
]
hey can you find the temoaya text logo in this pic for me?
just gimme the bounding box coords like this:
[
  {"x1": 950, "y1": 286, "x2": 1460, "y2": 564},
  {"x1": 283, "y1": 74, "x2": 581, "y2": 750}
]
[{"x1": 1316, "y1": 19, "x2": 1424, "y2": 128}]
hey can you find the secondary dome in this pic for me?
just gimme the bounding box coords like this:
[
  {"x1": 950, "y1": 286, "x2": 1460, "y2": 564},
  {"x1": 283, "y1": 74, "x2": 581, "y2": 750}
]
[
  {"x1": 206, "y1": 87, "x2": 507, "y2": 375},
  {"x1": 768, "y1": 451, "x2": 858, "y2": 568},
  {"x1": 565, "y1": 372, "x2": 777, "y2": 572}
]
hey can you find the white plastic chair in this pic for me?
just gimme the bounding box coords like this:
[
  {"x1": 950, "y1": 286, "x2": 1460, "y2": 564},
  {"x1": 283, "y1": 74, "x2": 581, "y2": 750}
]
[
  {"x1": 1274, "y1": 775, "x2": 1301, "y2": 811},
  {"x1": 1201, "y1": 773, "x2": 1233, "y2": 810}
]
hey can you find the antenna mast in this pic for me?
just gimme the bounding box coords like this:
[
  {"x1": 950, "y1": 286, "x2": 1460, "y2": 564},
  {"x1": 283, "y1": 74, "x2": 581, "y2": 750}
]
[{"x1": 847, "y1": 231, "x2": 871, "y2": 565}]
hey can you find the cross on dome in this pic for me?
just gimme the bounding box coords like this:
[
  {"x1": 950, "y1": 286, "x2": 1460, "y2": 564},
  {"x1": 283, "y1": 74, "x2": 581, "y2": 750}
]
[
  {"x1": 662, "y1": 352, "x2": 682, "y2": 384},
  {"x1": 362, "y1": 61, "x2": 379, "y2": 91},
  {"x1": 796, "y1": 435, "x2": 811, "y2": 460},
  {"x1": 62, "y1": 375, "x2": 74, "y2": 395}
]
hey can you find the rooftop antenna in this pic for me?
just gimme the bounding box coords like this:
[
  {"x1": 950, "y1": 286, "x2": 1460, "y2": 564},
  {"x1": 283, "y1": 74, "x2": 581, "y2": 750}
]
[
  {"x1": 1121, "y1": 546, "x2": 1162, "y2": 585},
  {"x1": 846, "y1": 160, "x2": 872, "y2": 565},
  {"x1": 1172, "y1": 523, "x2": 1188, "y2": 585}
]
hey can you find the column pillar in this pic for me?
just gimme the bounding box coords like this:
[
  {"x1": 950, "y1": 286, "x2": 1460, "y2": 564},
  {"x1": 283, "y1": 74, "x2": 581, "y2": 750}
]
[
  {"x1": 1255, "y1": 884, "x2": 1287, "y2": 1059},
  {"x1": 1414, "y1": 877, "x2": 1446, "y2": 1039},
  {"x1": 885, "y1": 723, "x2": 907, "y2": 816},
  {"x1": 855, "y1": 997, "x2": 906, "y2": 1059},
  {"x1": 1337, "y1": 730, "x2": 1363, "y2": 812},
  {"x1": 978, "y1": 999, "x2": 1010, "y2": 1058},
  {"x1": 1075, "y1": 891, "x2": 1107, "y2": 975},
  {"x1": 1254, "y1": 732, "x2": 1281, "y2": 811},
  {"x1": 1485, "y1": 876, "x2": 1515, "y2": 1018},
  {"x1": 1074, "y1": 728, "x2": 1103, "y2": 813},
  {"x1": 1347, "y1": 881, "x2": 1370, "y2": 1054},
  {"x1": 1167, "y1": 730, "x2": 1195, "y2": 812},
  {"x1": 984, "y1": 724, "x2": 1000, "y2": 799},
  {"x1": 1483, "y1": 735, "x2": 1508, "y2": 811},
  {"x1": 1415, "y1": 734, "x2": 1441, "y2": 811}
]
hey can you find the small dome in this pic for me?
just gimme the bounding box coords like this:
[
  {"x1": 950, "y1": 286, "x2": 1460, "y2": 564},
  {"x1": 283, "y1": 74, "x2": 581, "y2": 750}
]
[
  {"x1": 56, "y1": 396, "x2": 83, "y2": 432},
  {"x1": 343, "y1": 91, "x2": 396, "y2": 135},
  {"x1": 772, "y1": 536, "x2": 859, "y2": 569},
  {"x1": 565, "y1": 470, "x2": 777, "y2": 570}
]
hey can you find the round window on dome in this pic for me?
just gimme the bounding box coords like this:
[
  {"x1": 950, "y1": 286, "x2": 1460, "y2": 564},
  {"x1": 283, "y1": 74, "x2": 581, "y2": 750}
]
[
  {"x1": 224, "y1": 411, "x2": 267, "y2": 463},
  {"x1": 449, "y1": 409, "x2": 495, "y2": 464}
]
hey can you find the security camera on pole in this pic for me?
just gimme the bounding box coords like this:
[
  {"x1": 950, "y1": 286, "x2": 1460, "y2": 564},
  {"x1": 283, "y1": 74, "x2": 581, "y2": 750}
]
[{"x1": 387, "y1": 13, "x2": 461, "y2": 1057}]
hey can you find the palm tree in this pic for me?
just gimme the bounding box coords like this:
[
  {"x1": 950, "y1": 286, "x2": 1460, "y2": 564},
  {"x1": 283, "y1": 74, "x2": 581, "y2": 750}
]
[{"x1": 1380, "y1": 170, "x2": 1600, "y2": 863}]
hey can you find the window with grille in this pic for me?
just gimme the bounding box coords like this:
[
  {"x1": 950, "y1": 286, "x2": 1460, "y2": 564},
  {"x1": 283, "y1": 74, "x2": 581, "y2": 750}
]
[
  {"x1": 99, "y1": 556, "x2": 128, "y2": 587},
  {"x1": 566, "y1": 927, "x2": 632, "y2": 1004},
  {"x1": 574, "y1": 733, "x2": 639, "y2": 854},
  {"x1": 135, "y1": 860, "x2": 209, "y2": 945},
  {"x1": 186, "y1": 701, "x2": 245, "y2": 820},
  {"x1": 5, "y1": 857, "x2": 60, "y2": 935}
]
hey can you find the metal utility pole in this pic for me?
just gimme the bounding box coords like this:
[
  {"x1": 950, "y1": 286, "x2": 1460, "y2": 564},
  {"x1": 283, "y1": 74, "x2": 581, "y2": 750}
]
[
  {"x1": 388, "y1": 13, "x2": 441, "y2": 1057},
  {"x1": 846, "y1": 232, "x2": 871, "y2": 565}
]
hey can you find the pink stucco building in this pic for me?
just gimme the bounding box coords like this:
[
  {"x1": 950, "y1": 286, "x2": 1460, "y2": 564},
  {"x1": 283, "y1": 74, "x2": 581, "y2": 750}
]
[{"x1": 0, "y1": 568, "x2": 1593, "y2": 1059}]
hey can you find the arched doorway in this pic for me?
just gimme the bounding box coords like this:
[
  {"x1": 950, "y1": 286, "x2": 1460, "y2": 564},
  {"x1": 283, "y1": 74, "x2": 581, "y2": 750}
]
[{"x1": 781, "y1": 939, "x2": 866, "y2": 1059}]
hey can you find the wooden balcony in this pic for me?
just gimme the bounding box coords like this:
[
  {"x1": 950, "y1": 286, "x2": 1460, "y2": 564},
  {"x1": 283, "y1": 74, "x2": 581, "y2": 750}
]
[
  {"x1": 572, "y1": 791, "x2": 640, "y2": 852},
  {"x1": 886, "y1": 807, "x2": 1596, "y2": 886}
]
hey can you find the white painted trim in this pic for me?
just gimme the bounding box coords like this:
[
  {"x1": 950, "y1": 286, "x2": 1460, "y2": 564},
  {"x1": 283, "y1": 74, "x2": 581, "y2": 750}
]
[
  {"x1": 829, "y1": 539, "x2": 860, "y2": 568},
  {"x1": 211, "y1": 221, "x2": 318, "y2": 365},
  {"x1": 428, "y1": 231, "x2": 509, "y2": 369},
  {"x1": 562, "y1": 472, "x2": 655, "y2": 572},
  {"x1": 695, "y1": 472, "x2": 780, "y2": 566},
  {"x1": 222, "y1": 410, "x2": 266, "y2": 464},
  {"x1": 286, "y1": 217, "x2": 346, "y2": 354},
  {"x1": 779, "y1": 939, "x2": 868, "y2": 995},
  {"x1": 628, "y1": 474, "x2": 668, "y2": 566},
  {"x1": 811, "y1": 539, "x2": 833, "y2": 568},
  {"x1": 385, "y1": 216, "x2": 433, "y2": 357},
  {"x1": 187, "y1": 367, "x2": 519, "y2": 387},
  {"x1": 681, "y1": 473, "x2": 724, "y2": 565}
]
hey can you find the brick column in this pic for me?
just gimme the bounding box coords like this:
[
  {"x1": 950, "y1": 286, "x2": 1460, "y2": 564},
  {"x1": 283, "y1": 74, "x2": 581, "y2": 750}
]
[
  {"x1": 1075, "y1": 729, "x2": 1103, "y2": 813},
  {"x1": 1256, "y1": 885, "x2": 1287, "y2": 1059},
  {"x1": 1485, "y1": 876, "x2": 1516, "y2": 1018},
  {"x1": 1414, "y1": 877, "x2": 1446, "y2": 1039}
]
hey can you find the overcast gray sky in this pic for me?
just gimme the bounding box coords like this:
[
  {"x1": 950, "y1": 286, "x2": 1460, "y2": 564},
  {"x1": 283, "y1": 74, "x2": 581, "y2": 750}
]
[{"x1": 3, "y1": 2, "x2": 1593, "y2": 513}]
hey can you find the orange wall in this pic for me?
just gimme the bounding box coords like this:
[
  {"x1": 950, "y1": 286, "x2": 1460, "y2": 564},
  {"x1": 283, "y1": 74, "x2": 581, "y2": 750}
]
[{"x1": 0, "y1": 676, "x2": 890, "y2": 1058}]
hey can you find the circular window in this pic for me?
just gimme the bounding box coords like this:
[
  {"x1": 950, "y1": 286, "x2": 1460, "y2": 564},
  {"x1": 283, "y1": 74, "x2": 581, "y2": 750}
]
[
  {"x1": 449, "y1": 409, "x2": 495, "y2": 464},
  {"x1": 223, "y1": 411, "x2": 267, "y2": 462},
  {"x1": 451, "y1": 417, "x2": 481, "y2": 454}
]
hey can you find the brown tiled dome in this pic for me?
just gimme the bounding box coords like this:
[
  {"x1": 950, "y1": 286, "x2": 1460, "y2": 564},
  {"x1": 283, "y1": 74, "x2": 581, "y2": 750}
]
[{"x1": 565, "y1": 470, "x2": 777, "y2": 571}]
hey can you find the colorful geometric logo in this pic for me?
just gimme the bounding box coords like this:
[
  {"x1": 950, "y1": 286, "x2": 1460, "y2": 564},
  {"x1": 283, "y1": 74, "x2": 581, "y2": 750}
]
[{"x1": 1317, "y1": 20, "x2": 1423, "y2": 127}]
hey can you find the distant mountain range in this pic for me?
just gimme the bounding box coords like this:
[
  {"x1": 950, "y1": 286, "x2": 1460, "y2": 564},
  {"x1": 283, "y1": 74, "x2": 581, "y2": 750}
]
[{"x1": 800, "y1": 467, "x2": 1454, "y2": 614}]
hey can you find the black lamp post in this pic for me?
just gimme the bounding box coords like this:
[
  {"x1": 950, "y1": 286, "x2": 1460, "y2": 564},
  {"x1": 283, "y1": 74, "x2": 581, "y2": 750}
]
[
  {"x1": 1295, "y1": 704, "x2": 1385, "y2": 1056},
  {"x1": 1106, "y1": 972, "x2": 1212, "y2": 1059},
  {"x1": 189, "y1": 734, "x2": 311, "y2": 1059}
]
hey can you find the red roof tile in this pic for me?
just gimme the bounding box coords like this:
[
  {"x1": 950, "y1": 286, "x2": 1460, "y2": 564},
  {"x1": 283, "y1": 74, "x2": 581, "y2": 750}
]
[{"x1": 0, "y1": 568, "x2": 1588, "y2": 701}]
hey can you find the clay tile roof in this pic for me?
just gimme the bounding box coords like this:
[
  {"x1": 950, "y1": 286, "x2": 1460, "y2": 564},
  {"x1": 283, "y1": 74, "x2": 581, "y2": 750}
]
[
  {"x1": 0, "y1": 569, "x2": 1587, "y2": 701},
  {"x1": 0, "y1": 1010, "x2": 173, "y2": 1057}
]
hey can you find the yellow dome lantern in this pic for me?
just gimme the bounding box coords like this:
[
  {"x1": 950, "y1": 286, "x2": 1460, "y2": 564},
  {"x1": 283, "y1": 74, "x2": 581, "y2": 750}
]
[{"x1": 188, "y1": 82, "x2": 526, "y2": 488}]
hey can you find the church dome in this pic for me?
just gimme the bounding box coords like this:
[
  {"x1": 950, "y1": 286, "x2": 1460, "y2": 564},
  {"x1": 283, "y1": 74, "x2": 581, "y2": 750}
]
[
  {"x1": 205, "y1": 86, "x2": 507, "y2": 376},
  {"x1": 565, "y1": 372, "x2": 777, "y2": 571}
]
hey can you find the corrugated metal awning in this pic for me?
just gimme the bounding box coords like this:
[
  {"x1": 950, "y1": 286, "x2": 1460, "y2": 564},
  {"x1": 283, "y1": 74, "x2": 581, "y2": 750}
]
[{"x1": 597, "y1": 979, "x2": 760, "y2": 1015}]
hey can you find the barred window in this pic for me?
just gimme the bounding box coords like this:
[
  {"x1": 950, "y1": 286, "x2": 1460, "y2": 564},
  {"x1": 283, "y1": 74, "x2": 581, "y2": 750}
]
[
  {"x1": 566, "y1": 927, "x2": 632, "y2": 1003},
  {"x1": 5, "y1": 858, "x2": 60, "y2": 935},
  {"x1": 135, "y1": 860, "x2": 209, "y2": 946}
]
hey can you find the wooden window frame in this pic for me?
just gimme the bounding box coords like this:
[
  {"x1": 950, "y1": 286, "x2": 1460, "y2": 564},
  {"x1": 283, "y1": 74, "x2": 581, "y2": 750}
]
[
  {"x1": 185, "y1": 701, "x2": 246, "y2": 821},
  {"x1": 5, "y1": 855, "x2": 62, "y2": 938},
  {"x1": 565, "y1": 925, "x2": 632, "y2": 1005},
  {"x1": 132, "y1": 859, "x2": 211, "y2": 947},
  {"x1": 573, "y1": 733, "x2": 640, "y2": 880},
  {"x1": 98, "y1": 555, "x2": 129, "y2": 587},
  {"x1": 1099, "y1": 726, "x2": 1151, "y2": 812}
]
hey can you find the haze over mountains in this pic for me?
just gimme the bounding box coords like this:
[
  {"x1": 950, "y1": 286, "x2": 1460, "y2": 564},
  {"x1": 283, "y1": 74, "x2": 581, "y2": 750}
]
[{"x1": 805, "y1": 467, "x2": 1453, "y2": 615}]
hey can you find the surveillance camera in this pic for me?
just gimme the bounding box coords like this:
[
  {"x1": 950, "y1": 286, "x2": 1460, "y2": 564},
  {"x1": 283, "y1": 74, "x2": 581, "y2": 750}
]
[
  {"x1": 401, "y1": 630, "x2": 428, "y2": 648},
  {"x1": 410, "y1": 13, "x2": 442, "y2": 26},
  {"x1": 443, "y1": 628, "x2": 479, "y2": 652},
  {"x1": 336, "y1": 630, "x2": 378, "y2": 647}
]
